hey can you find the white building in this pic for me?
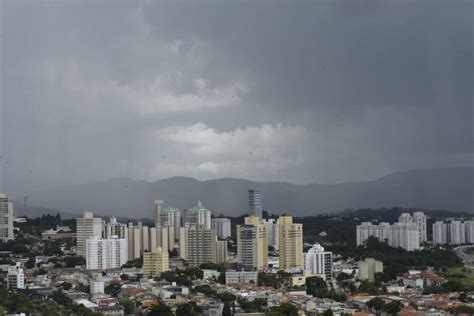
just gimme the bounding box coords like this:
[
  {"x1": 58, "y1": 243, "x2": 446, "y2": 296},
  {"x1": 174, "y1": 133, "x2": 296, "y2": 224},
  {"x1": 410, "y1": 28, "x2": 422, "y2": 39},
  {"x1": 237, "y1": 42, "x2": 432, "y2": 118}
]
[
  {"x1": 161, "y1": 206, "x2": 182, "y2": 240},
  {"x1": 391, "y1": 222, "x2": 420, "y2": 251},
  {"x1": 304, "y1": 243, "x2": 333, "y2": 280},
  {"x1": 103, "y1": 217, "x2": 127, "y2": 239},
  {"x1": 183, "y1": 201, "x2": 212, "y2": 229},
  {"x1": 465, "y1": 221, "x2": 474, "y2": 243},
  {"x1": 90, "y1": 280, "x2": 105, "y2": 294},
  {"x1": 356, "y1": 212, "x2": 424, "y2": 251},
  {"x1": 212, "y1": 218, "x2": 231, "y2": 239},
  {"x1": 7, "y1": 262, "x2": 25, "y2": 289},
  {"x1": 0, "y1": 193, "x2": 14, "y2": 241},
  {"x1": 432, "y1": 221, "x2": 448, "y2": 244},
  {"x1": 449, "y1": 220, "x2": 466, "y2": 245},
  {"x1": 412, "y1": 212, "x2": 428, "y2": 242},
  {"x1": 262, "y1": 218, "x2": 279, "y2": 249},
  {"x1": 86, "y1": 236, "x2": 128, "y2": 270},
  {"x1": 433, "y1": 220, "x2": 474, "y2": 245},
  {"x1": 225, "y1": 271, "x2": 258, "y2": 285},
  {"x1": 76, "y1": 210, "x2": 102, "y2": 257}
]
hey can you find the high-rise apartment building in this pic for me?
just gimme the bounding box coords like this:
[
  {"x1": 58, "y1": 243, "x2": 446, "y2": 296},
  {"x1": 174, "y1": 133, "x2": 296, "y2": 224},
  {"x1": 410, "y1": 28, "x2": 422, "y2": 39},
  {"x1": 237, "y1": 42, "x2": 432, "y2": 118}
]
[
  {"x1": 143, "y1": 247, "x2": 169, "y2": 276},
  {"x1": 154, "y1": 200, "x2": 164, "y2": 226},
  {"x1": 237, "y1": 216, "x2": 268, "y2": 270},
  {"x1": 262, "y1": 219, "x2": 279, "y2": 249},
  {"x1": 212, "y1": 218, "x2": 231, "y2": 239},
  {"x1": 412, "y1": 212, "x2": 428, "y2": 242},
  {"x1": 278, "y1": 216, "x2": 303, "y2": 271},
  {"x1": 432, "y1": 221, "x2": 448, "y2": 244},
  {"x1": 358, "y1": 258, "x2": 383, "y2": 282},
  {"x1": 0, "y1": 193, "x2": 14, "y2": 241},
  {"x1": 398, "y1": 212, "x2": 427, "y2": 243},
  {"x1": 433, "y1": 219, "x2": 474, "y2": 245},
  {"x1": 215, "y1": 239, "x2": 228, "y2": 264},
  {"x1": 356, "y1": 212, "x2": 425, "y2": 251},
  {"x1": 465, "y1": 221, "x2": 474, "y2": 243},
  {"x1": 303, "y1": 243, "x2": 333, "y2": 280},
  {"x1": 7, "y1": 262, "x2": 25, "y2": 289},
  {"x1": 248, "y1": 189, "x2": 262, "y2": 220},
  {"x1": 391, "y1": 222, "x2": 420, "y2": 251},
  {"x1": 85, "y1": 236, "x2": 128, "y2": 270},
  {"x1": 103, "y1": 217, "x2": 127, "y2": 239},
  {"x1": 449, "y1": 220, "x2": 466, "y2": 245},
  {"x1": 161, "y1": 206, "x2": 181, "y2": 240},
  {"x1": 183, "y1": 201, "x2": 212, "y2": 229},
  {"x1": 76, "y1": 210, "x2": 102, "y2": 257},
  {"x1": 186, "y1": 225, "x2": 216, "y2": 267}
]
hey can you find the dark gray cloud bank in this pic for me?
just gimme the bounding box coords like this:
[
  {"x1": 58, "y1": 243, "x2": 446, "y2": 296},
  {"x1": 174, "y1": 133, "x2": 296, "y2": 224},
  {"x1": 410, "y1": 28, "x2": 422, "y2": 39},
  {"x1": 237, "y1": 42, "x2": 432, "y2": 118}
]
[{"x1": 0, "y1": 0, "x2": 472, "y2": 195}]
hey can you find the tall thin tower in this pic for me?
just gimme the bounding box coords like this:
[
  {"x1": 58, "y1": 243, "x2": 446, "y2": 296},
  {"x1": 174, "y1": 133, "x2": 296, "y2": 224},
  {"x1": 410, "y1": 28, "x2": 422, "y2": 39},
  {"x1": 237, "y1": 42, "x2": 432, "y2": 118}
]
[
  {"x1": 248, "y1": 189, "x2": 262, "y2": 220},
  {"x1": 154, "y1": 200, "x2": 164, "y2": 226}
]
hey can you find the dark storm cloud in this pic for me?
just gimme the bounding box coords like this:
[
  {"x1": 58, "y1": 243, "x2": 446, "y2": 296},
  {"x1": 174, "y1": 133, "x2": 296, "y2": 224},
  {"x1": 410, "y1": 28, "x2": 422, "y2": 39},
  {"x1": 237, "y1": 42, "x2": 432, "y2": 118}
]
[{"x1": 0, "y1": 0, "x2": 472, "y2": 194}]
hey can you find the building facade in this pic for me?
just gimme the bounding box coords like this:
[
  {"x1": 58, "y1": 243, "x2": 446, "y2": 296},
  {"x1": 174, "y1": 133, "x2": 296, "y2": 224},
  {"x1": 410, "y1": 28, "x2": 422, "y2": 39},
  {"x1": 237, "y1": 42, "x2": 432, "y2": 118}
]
[
  {"x1": 225, "y1": 271, "x2": 258, "y2": 285},
  {"x1": 186, "y1": 225, "x2": 216, "y2": 267},
  {"x1": 143, "y1": 247, "x2": 170, "y2": 276},
  {"x1": 76, "y1": 210, "x2": 102, "y2": 257},
  {"x1": 0, "y1": 193, "x2": 14, "y2": 241},
  {"x1": 183, "y1": 201, "x2": 212, "y2": 230},
  {"x1": 303, "y1": 243, "x2": 333, "y2": 280},
  {"x1": 7, "y1": 262, "x2": 25, "y2": 289},
  {"x1": 85, "y1": 236, "x2": 128, "y2": 270},
  {"x1": 358, "y1": 258, "x2": 383, "y2": 282},
  {"x1": 248, "y1": 189, "x2": 263, "y2": 220},
  {"x1": 278, "y1": 216, "x2": 303, "y2": 271},
  {"x1": 237, "y1": 216, "x2": 268, "y2": 270},
  {"x1": 212, "y1": 218, "x2": 231, "y2": 239}
]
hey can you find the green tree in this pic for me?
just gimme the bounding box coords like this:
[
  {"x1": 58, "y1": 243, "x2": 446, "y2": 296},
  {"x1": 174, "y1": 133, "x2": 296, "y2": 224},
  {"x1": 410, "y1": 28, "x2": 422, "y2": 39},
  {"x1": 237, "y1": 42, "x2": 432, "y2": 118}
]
[
  {"x1": 305, "y1": 276, "x2": 328, "y2": 297},
  {"x1": 222, "y1": 302, "x2": 232, "y2": 316},
  {"x1": 322, "y1": 309, "x2": 334, "y2": 316},
  {"x1": 120, "y1": 299, "x2": 134, "y2": 314},
  {"x1": 336, "y1": 272, "x2": 351, "y2": 282},
  {"x1": 147, "y1": 303, "x2": 173, "y2": 316},
  {"x1": 105, "y1": 281, "x2": 122, "y2": 297},
  {"x1": 366, "y1": 297, "x2": 385, "y2": 316},
  {"x1": 270, "y1": 303, "x2": 298, "y2": 316},
  {"x1": 383, "y1": 301, "x2": 403, "y2": 316},
  {"x1": 61, "y1": 282, "x2": 73, "y2": 291}
]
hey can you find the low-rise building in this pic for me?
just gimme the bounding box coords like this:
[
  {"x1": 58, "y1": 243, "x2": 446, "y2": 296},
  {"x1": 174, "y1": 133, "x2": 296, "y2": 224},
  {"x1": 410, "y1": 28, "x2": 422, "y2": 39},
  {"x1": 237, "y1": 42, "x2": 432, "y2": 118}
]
[{"x1": 225, "y1": 271, "x2": 258, "y2": 285}]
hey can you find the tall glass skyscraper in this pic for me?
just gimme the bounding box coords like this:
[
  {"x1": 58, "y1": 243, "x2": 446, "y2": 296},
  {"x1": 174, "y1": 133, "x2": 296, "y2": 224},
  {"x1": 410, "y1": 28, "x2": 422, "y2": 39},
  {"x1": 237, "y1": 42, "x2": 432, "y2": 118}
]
[{"x1": 248, "y1": 189, "x2": 262, "y2": 220}]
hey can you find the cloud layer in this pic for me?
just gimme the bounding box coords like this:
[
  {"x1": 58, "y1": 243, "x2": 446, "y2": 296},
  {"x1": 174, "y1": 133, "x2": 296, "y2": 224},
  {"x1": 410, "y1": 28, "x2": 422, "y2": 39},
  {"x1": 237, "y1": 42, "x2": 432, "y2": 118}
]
[{"x1": 0, "y1": 0, "x2": 472, "y2": 194}]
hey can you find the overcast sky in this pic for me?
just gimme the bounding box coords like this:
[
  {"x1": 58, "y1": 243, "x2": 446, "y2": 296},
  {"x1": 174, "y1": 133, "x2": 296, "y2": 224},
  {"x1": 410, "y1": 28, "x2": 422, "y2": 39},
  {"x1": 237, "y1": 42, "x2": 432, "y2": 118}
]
[{"x1": 0, "y1": 0, "x2": 472, "y2": 194}]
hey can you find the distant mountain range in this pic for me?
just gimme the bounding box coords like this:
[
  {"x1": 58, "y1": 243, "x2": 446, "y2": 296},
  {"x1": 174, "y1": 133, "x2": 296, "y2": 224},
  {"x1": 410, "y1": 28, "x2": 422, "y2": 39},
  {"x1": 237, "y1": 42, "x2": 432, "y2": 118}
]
[{"x1": 13, "y1": 167, "x2": 474, "y2": 218}]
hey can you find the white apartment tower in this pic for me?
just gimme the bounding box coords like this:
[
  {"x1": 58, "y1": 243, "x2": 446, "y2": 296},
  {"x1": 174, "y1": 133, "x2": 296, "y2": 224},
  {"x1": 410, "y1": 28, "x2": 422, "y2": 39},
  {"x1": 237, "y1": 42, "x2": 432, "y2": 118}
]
[
  {"x1": 76, "y1": 210, "x2": 102, "y2": 257},
  {"x1": 86, "y1": 236, "x2": 128, "y2": 270},
  {"x1": 103, "y1": 217, "x2": 127, "y2": 239},
  {"x1": 304, "y1": 243, "x2": 333, "y2": 280},
  {"x1": 412, "y1": 212, "x2": 428, "y2": 242},
  {"x1": 262, "y1": 218, "x2": 279, "y2": 249},
  {"x1": 449, "y1": 220, "x2": 466, "y2": 245},
  {"x1": 0, "y1": 193, "x2": 14, "y2": 241},
  {"x1": 356, "y1": 212, "x2": 425, "y2": 251},
  {"x1": 212, "y1": 218, "x2": 231, "y2": 239},
  {"x1": 183, "y1": 201, "x2": 212, "y2": 229},
  {"x1": 432, "y1": 221, "x2": 448, "y2": 244},
  {"x1": 7, "y1": 262, "x2": 25, "y2": 289}
]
